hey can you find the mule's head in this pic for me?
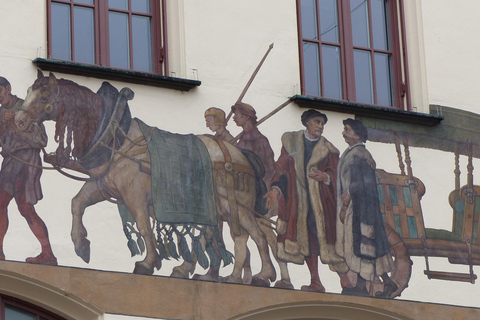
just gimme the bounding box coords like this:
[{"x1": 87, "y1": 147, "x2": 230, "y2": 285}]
[{"x1": 15, "y1": 70, "x2": 61, "y2": 131}]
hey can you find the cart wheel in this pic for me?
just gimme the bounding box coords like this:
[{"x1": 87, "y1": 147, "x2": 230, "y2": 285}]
[{"x1": 367, "y1": 223, "x2": 412, "y2": 298}]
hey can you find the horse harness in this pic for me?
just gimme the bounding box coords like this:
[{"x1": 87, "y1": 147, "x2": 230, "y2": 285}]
[{"x1": 207, "y1": 135, "x2": 255, "y2": 237}]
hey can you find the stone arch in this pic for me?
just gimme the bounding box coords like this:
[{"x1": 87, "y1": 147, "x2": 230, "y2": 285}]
[
  {"x1": 0, "y1": 268, "x2": 103, "y2": 320},
  {"x1": 229, "y1": 301, "x2": 412, "y2": 320}
]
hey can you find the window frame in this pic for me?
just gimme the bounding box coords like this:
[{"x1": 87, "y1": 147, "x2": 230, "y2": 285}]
[
  {"x1": 296, "y1": 0, "x2": 410, "y2": 110},
  {"x1": 0, "y1": 294, "x2": 66, "y2": 320},
  {"x1": 46, "y1": 0, "x2": 168, "y2": 76}
]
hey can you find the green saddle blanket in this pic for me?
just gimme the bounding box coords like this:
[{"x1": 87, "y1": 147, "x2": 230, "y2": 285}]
[{"x1": 119, "y1": 118, "x2": 216, "y2": 226}]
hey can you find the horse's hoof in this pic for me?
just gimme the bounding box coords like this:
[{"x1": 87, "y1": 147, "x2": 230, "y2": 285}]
[
  {"x1": 251, "y1": 276, "x2": 271, "y2": 287},
  {"x1": 217, "y1": 275, "x2": 242, "y2": 284},
  {"x1": 134, "y1": 262, "x2": 154, "y2": 275},
  {"x1": 170, "y1": 266, "x2": 191, "y2": 279},
  {"x1": 154, "y1": 255, "x2": 162, "y2": 270},
  {"x1": 242, "y1": 267, "x2": 253, "y2": 284},
  {"x1": 274, "y1": 279, "x2": 294, "y2": 289},
  {"x1": 75, "y1": 238, "x2": 90, "y2": 263},
  {"x1": 192, "y1": 273, "x2": 217, "y2": 281}
]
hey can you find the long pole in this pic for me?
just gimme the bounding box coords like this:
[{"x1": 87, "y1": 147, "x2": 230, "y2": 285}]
[
  {"x1": 229, "y1": 98, "x2": 293, "y2": 144},
  {"x1": 225, "y1": 43, "x2": 274, "y2": 123}
]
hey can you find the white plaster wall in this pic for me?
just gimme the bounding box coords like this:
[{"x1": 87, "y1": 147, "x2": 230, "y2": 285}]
[
  {"x1": 421, "y1": 0, "x2": 480, "y2": 113},
  {"x1": 0, "y1": 0, "x2": 478, "y2": 316}
]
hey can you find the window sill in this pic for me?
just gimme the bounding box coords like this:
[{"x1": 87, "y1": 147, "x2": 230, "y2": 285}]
[
  {"x1": 33, "y1": 58, "x2": 201, "y2": 92},
  {"x1": 291, "y1": 95, "x2": 443, "y2": 126}
]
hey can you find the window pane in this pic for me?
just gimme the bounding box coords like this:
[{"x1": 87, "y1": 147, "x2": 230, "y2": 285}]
[
  {"x1": 371, "y1": 0, "x2": 389, "y2": 50},
  {"x1": 350, "y1": 0, "x2": 370, "y2": 47},
  {"x1": 74, "y1": 6, "x2": 95, "y2": 64},
  {"x1": 74, "y1": 0, "x2": 93, "y2": 4},
  {"x1": 375, "y1": 53, "x2": 393, "y2": 106},
  {"x1": 303, "y1": 42, "x2": 321, "y2": 96},
  {"x1": 109, "y1": 12, "x2": 130, "y2": 69},
  {"x1": 132, "y1": 0, "x2": 151, "y2": 13},
  {"x1": 5, "y1": 304, "x2": 36, "y2": 320},
  {"x1": 132, "y1": 15, "x2": 153, "y2": 72},
  {"x1": 301, "y1": 0, "x2": 318, "y2": 40},
  {"x1": 109, "y1": 0, "x2": 127, "y2": 10},
  {"x1": 319, "y1": 0, "x2": 339, "y2": 43},
  {"x1": 354, "y1": 49, "x2": 373, "y2": 103},
  {"x1": 51, "y1": 3, "x2": 71, "y2": 60},
  {"x1": 322, "y1": 45, "x2": 342, "y2": 99}
]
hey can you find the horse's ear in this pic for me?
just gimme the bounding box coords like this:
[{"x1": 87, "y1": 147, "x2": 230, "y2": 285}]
[
  {"x1": 37, "y1": 69, "x2": 44, "y2": 79},
  {"x1": 48, "y1": 72, "x2": 57, "y2": 85}
]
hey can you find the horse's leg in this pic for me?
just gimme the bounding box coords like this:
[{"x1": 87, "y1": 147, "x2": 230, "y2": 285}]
[
  {"x1": 71, "y1": 181, "x2": 106, "y2": 263},
  {"x1": 242, "y1": 247, "x2": 252, "y2": 284},
  {"x1": 239, "y1": 208, "x2": 276, "y2": 287},
  {"x1": 218, "y1": 231, "x2": 248, "y2": 284},
  {"x1": 257, "y1": 219, "x2": 293, "y2": 289},
  {"x1": 122, "y1": 194, "x2": 159, "y2": 275}
]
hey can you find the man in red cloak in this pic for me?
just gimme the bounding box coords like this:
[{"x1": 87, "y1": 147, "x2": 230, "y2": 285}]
[{"x1": 265, "y1": 109, "x2": 351, "y2": 292}]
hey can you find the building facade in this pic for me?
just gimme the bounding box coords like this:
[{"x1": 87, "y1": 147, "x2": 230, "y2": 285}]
[{"x1": 0, "y1": 0, "x2": 479, "y2": 319}]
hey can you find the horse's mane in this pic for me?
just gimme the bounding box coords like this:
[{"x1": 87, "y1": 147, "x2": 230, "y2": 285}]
[{"x1": 36, "y1": 77, "x2": 103, "y2": 161}]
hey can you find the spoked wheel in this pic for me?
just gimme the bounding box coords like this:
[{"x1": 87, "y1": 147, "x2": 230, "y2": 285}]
[{"x1": 367, "y1": 223, "x2": 412, "y2": 298}]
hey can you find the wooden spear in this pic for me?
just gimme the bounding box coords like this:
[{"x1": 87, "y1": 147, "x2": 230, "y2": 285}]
[{"x1": 225, "y1": 43, "x2": 274, "y2": 123}]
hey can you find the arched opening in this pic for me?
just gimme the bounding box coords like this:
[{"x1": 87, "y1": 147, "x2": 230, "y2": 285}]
[
  {"x1": 230, "y1": 301, "x2": 412, "y2": 320},
  {"x1": 0, "y1": 268, "x2": 103, "y2": 320}
]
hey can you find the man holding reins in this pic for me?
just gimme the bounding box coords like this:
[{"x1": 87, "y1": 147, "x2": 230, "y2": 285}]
[{"x1": 0, "y1": 76, "x2": 57, "y2": 265}]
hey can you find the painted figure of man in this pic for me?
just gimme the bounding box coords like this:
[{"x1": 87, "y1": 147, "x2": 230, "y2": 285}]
[
  {"x1": 336, "y1": 118, "x2": 396, "y2": 297},
  {"x1": 265, "y1": 109, "x2": 351, "y2": 292},
  {"x1": 0, "y1": 76, "x2": 57, "y2": 265},
  {"x1": 231, "y1": 101, "x2": 294, "y2": 288},
  {"x1": 204, "y1": 107, "x2": 234, "y2": 142},
  {"x1": 232, "y1": 101, "x2": 275, "y2": 185}
]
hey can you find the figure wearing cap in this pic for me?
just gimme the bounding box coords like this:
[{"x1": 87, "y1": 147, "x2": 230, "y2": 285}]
[
  {"x1": 204, "y1": 107, "x2": 234, "y2": 142},
  {"x1": 232, "y1": 101, "x2": 275, "y2": 186},
  {"x1": 336, "y1": 118, "x2": 397, "y2": 298},
  {"x1": 0, "y1": 76, "x2": 57, "y2": 265},
  {"x1": 264, "y1": 109, "x2": 352, "y2": 293}
]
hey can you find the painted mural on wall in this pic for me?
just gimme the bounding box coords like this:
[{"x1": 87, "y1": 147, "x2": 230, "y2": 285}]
[{"x1": 0, "y1": 70, "x2": 478, "y2": 302}]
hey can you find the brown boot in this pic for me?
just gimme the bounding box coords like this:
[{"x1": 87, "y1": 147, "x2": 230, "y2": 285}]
[{"x1": 26, "y1": 253, "x2": 57, "y2": 266}]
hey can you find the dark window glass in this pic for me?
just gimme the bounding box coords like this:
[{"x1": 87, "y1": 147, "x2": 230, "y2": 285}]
[
  {"x1": 109, "y1": 11, "x2": 130, "y2": 69},
  {"x1": 354, "y1": 49, "x2": 373, "y2": 104},
  {"x1": 375, "y1": 52, "x2": 393, "y2": 106},
  {"x1": 132, "y1": 15, "x2": 153, "y2": 72},
  {"x1": 319, "y1": 0, "x2": 339, "y2": 43},
  {"x1": 371, "y1": 0, "x2": 389, "y2": 50},
  {"x1": 322, "y1": 45, "x2": 342, "y2": 99},
  {"x1": 303, "y1": 42, "x2": 321, "y2": 96},
  {"x1": 301, "y1": 0, "x2": 317, "y2": 39},
  {"x1": 74, "y1": 6, "x2": 95, "y2": 64},
  {"x1": 132, "y1": 0, "x2": 151, "y2": 13},
  {"x1": 51, "y1": 3, "x2": 71, "y2": 61},
  {"x1": 351, "y1": 0, "x2": 370, "y2": 48},
  {"x1": 5, "y1": 304, "x2": 36, "y2": 320},
  {"x1": 109, "y1": 0, "x2": 127, "y2": 10}
]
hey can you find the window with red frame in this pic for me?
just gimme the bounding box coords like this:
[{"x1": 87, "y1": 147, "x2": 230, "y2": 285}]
[
  {"x1": 0, "y1": 295, "x2": 66, "y2": 320},
  {"x1": 297, "y1": 0, "x2": 407, "y2": 109},
  {"x1": 47, "y1": 0, "x2": 166, "y2": 75}
]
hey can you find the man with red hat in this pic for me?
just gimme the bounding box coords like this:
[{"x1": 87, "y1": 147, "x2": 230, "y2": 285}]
[{"x1": 232, "y1": 101, "x2": 275, "y2": 186}]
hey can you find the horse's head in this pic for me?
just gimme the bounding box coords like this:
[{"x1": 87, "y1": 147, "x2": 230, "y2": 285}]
[{"x1": 15, "y1": 70, "x2": 61, "y2": 131}]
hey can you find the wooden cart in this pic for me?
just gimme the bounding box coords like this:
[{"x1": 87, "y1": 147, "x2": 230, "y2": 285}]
[{"x1": 373, "y1": 134, "x2": 479, "y2": 298}]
